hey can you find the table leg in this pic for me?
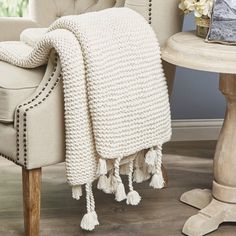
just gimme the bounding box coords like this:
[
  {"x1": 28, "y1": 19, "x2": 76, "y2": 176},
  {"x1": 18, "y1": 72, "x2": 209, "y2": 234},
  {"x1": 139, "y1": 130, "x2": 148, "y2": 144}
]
[{"x1": 181, "y1": 74, "x2": 236, "y2": 236}]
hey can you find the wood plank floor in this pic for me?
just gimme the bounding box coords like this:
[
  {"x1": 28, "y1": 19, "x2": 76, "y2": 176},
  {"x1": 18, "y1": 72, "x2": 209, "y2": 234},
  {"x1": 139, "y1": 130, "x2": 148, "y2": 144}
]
[{"x1": 1, "y1": 141, "x2": 236, "y2": 236}]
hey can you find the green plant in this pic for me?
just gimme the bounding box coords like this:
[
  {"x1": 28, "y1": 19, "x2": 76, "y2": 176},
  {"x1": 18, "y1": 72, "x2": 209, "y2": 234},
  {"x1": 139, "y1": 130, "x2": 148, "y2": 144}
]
[{"x1": 0, "y1": 0, "x2": 28, "y2": 17}]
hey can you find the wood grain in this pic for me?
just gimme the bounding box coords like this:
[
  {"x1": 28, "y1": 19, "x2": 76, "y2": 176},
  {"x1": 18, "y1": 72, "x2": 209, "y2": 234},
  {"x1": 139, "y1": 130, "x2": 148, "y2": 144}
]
[
  {"x1": 214, "y1": 74, "x2": 236, "y2": 200},
  {"x1": 22, "y1": 168, "x2": 41, "y2": 236},
  {"x1": 180, "y1": 74, "x2": 236, "y2": 236},
  {"x1": 162, "y1": 31, "x2": 236, "y2": 74},
  {"x1": 1, "y1": 141, "x2": 236, "y2": 236}
]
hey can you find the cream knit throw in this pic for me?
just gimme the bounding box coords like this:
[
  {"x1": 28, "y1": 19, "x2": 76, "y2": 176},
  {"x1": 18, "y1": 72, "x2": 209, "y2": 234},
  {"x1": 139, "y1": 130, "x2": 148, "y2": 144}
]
[{"x1": 0, "y1": 8, "x2": 171, "y2": 230}]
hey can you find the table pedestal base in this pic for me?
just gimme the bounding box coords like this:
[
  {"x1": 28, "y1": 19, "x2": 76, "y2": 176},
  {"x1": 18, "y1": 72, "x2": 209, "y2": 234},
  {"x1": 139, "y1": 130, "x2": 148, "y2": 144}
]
[
  {"x1": 181, "y1": 189, "x2": 236, "y2": 236},
  {"x1": 180, "y1": 189, "x2": 212, "y2": 210},
  {"x1": 181, "y1": 74, "x2": 236, "y2": 235}
]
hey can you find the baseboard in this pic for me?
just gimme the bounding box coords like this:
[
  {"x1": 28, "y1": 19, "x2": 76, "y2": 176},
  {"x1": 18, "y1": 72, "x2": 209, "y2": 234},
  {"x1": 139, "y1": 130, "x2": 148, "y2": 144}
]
[{"x1": 171, "y1": 119, "x2": 223, "y2": 141}]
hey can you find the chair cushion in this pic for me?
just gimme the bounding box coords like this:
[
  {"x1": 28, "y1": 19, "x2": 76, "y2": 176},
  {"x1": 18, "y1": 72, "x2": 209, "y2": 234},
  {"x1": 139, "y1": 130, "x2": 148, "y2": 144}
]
[{"x1": 0, "y1": 61, "x2": 46, "y2": 123}]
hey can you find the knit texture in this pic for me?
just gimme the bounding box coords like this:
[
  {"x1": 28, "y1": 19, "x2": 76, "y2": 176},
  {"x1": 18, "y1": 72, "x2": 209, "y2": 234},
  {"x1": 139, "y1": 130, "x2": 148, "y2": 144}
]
[{"x1": 0, "y1": 8, "x2": 171, "y2": 230}]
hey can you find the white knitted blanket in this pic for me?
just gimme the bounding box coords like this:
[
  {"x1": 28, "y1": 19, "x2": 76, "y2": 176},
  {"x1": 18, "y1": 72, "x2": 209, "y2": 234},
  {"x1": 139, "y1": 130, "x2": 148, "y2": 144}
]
[{"x1": 0, "y1": 8, "x2": 171, "y2": 230}]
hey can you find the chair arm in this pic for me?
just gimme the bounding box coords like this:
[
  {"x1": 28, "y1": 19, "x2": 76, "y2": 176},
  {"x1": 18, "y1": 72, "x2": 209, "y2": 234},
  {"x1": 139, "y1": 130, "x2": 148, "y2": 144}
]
[
  {"x1": 0, "y1": 17, "x2": 39, "y2": 41},
  {"x1": 16, "y1": 53, "x2": 65, "y2": 169}
]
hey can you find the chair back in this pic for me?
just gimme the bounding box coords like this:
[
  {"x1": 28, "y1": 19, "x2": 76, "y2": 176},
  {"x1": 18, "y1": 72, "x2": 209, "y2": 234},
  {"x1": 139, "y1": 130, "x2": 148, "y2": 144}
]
[
  {"x1": 29, "y1": 0, "x2": 183, "y2": 47},
  {"x1": 28, "y1": 0, "x2": 183, "y2": 94}
]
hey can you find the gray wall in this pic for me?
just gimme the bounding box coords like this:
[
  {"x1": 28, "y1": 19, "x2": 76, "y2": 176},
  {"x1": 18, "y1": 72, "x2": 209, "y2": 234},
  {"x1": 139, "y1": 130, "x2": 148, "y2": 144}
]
[{"x1": 170, "y1": 14, "x2": 226, "y2": 120}]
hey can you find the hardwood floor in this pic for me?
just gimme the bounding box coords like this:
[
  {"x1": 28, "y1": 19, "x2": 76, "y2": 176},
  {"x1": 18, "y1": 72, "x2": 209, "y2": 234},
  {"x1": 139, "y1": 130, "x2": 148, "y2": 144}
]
[{"x1": 0, "y1": 141, "x2": 236, "y2": 236}]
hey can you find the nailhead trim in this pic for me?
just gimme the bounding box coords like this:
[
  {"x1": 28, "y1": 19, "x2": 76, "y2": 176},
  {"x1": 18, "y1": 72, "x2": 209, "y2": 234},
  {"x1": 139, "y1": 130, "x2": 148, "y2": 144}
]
[
  {"x1": 148, "y1": 0, "x2": 152, "y2": 24},
  {"x1": 0, "y1": 153, "x2": 21, "y2": 167},
  {"x1": 16, "y1": 109, "x2": 20, "y2": 163},
  {"x1": 15, "y1": 54, "x2": 60, "y2": 168}
]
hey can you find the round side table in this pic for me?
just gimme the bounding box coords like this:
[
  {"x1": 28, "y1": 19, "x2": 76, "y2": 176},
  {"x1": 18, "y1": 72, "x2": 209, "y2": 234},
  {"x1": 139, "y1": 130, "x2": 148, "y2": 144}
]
[{"x1": 162, "y1": 31, "x2": 236, "y2": 236}]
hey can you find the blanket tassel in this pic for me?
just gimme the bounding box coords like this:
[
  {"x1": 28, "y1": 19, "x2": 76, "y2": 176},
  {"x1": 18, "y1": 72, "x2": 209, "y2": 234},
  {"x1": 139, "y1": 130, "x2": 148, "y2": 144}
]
[
  {"x1": 97, "y1": 175, "x2": 109, "y2": 191},
  {"x1": 149, "y1": 146, "x2": 165, "y2": 189},
  {"x1": 97, "y1": 158, "x2": 110, "y2": 193},
  {"x1": 126, "y1": 159, "x2": 141, "y2": 205},
  {"x1": 72, "y1": 185, "x2": 83, "y2": 200},
  {"x1": 97, "y1": 158, "x2": 107, "y2": 176},
  {"x1": 145, "y1": 147, "x2": 158, "y2": 167},
  {"x1": 114, "y1": 157, "x2": 127, "y2": 202},
  {"x1": 80, "y1": 183, "x2": 99, "y2": 231}
]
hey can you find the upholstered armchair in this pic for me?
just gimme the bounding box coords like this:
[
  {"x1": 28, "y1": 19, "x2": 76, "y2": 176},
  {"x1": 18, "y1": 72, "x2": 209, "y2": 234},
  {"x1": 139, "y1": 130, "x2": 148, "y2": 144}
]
[{"x1": 0, "y1": 1, "x2": 182, "y2": 235}]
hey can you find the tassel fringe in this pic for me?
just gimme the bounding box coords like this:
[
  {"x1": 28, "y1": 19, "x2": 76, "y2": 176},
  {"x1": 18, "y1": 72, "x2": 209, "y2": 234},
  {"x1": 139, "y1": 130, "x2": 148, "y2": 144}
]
[
  {"x1": 127, "y1": 190, "x2": 141, "y2": 205},
  {"x1": 115, "y1": 182, "x2": 127, "y2": 201},
  {"x1": 72, "y1": 185, "x2": 82, "y2": 200},
  {"x1": 150, "y1": 173, "x2": 165, "y2": 189},
  {"x1": 97, "y1": 175, "x2": 108, "y2": 191},
  {"x1": 145, "y1": 147, "x2": 158, "y2": 167},
  {"x1": 149, "y1": 145, "x2": 165, "y2": 189},
  {"x1": 80, "y1": 183, "x2": 99, "y2": 231},
  {"x1": 114, "y1": 157, "x2": 127, "y2": 201},
  {"x1": 127, "y1": 159, "x2": 141, "y2": 205},
  {"x1": 92, "y1": 211, "x2": 99, "y2": 226},
  {"x1": 80, "y1": 147, "x2": 164, "y2": 230},
  {"x1": 80, "y1": 212, "x2": 98, "y2": 231},
  {"x1": 148, "y1": 165, "x2": 156, "y2": 174},
  {"x1": 102, "y1": 171, "x2": 118, "y2": 194},
  {"x1": 97, "y1": 158, "x2": 107, "y2": 176}
]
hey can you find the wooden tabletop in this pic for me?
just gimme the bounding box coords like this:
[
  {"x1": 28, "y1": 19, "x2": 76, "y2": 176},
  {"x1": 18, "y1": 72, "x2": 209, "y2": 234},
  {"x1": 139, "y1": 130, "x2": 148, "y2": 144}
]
[{"x1": 162, "y1": 31, "x2": 236, "y2": 74}]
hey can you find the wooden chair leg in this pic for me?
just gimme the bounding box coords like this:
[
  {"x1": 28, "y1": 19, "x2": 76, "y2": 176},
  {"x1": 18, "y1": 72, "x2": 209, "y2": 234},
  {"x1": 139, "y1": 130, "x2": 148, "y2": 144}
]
[{"x1": 22, "y1": 168, "x2": 42, "y2": 236}]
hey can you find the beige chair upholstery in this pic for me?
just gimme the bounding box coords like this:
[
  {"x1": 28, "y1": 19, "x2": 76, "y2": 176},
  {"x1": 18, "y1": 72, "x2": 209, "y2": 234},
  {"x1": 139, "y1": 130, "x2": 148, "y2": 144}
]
[
  {"x1": 0, "y1": 17, "x2": 38, "y2": 41},
  {"x1": 0, "y1": 62, "x2": 45, "y2": 123},
  {"x1": 0, "y1": 0, "x2": 183, "y2": 169}
]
